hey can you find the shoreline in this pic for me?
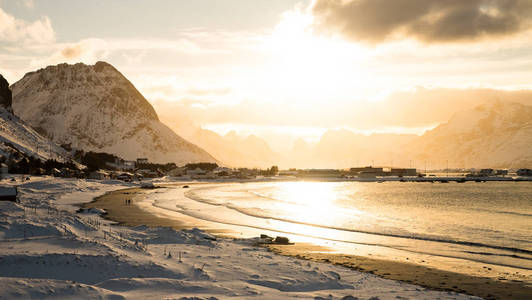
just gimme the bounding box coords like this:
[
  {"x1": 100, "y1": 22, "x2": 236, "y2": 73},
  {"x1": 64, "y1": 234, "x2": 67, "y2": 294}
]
[{"x1": 86, "y1": 184, "x2": 532, "y2": 300}]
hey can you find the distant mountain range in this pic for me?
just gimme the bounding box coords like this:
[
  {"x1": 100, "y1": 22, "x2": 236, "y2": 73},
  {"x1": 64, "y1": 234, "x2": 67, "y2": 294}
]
[
  {"x1": 281, "y1": 130, "x2": 416, "y2": 169},
  {"x1": 174, "y1": 127, "x2": 280, "y2": 169},
  {"x1": 10, "y1": 62, "x2": 215, "y2": 165},
  {"x1": 161, "y1": 99, "x2": 532, "y2": 169},
  {"x1": 407, "y1": 100, "x2": 532, "y2": 169}
]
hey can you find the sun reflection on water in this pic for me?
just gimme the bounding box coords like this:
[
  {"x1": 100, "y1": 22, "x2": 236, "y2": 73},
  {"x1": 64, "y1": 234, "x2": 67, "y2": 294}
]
[{"x1": 267, "y1": 182, "x2": 347, "y2": 233}]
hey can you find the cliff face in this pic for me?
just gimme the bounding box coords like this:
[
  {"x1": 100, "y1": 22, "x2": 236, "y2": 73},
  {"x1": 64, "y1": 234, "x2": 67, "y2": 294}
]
[
  {"x1": 0, "y1": 75, "x2": 12, "y2": 111},
  {"x1": 11, "y1": 62, "x2": 216, "y2": 164}
]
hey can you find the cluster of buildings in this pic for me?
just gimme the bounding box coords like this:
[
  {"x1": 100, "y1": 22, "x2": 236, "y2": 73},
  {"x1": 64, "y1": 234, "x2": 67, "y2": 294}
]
[
  {"x1": 87, "y1": 157, "x2": 270, "y2": 181},
  {"x1": 296, "y1": 166, "x2": 418, "y2": 179},
  {"x1": 466, "y1": 168, "x2": 508, "y2": 177},
  {"x1": 60, "y1": 163, "x2": 532, "y2": 182},
  {"x1": 4, "y1": 152, "x2": 532, "y2": 182}
]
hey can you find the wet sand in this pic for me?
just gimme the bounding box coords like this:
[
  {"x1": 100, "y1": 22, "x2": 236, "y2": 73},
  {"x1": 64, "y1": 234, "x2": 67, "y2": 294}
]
[
  {"x1": 268, "y1": 243, "x2": 531, "y2": 300},
  {"x1": 84, "y1": 187, "x2": 186, "y2": 228},
  {"x1": 86, "y1": 186, "x2": 532, "y2": 300},
  {"x1": 84, "y1": 186, "x2": 233, "y2": 235}
]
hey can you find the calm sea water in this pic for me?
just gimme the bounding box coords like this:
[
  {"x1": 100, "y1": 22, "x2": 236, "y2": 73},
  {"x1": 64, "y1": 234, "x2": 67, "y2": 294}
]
[{"x1": 149, "y1": 181, "x2": 532, "y2": 271}]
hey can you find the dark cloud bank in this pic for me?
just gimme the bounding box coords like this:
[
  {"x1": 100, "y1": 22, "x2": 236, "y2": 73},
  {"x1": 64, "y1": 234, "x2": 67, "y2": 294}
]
[{"x1": 312, "y1": 0, "x2": 532, "y2": 43}]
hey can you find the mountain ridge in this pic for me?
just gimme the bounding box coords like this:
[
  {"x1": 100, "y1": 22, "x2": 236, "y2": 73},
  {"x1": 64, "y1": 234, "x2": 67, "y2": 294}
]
[
  {"x1": 11, "y1": 61, "x2": 216, "y2": 165},
  {"x1": 407, "y1": 100, "x2": 532, "y2": 169}
]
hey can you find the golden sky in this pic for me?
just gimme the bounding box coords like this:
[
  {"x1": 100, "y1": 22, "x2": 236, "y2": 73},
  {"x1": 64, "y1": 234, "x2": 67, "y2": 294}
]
[{"x1": 2, "y1": 0, "x2": 532, "y2": 147}]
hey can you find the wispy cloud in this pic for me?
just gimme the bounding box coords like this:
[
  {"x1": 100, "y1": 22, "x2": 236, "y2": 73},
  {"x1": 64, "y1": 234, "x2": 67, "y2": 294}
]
[
  {"x1": 29, "y1": 38, "x2": 109, "y2": 67},
  {"x1": 0, "y1": 7, "x2": 54, "y2": 45}
]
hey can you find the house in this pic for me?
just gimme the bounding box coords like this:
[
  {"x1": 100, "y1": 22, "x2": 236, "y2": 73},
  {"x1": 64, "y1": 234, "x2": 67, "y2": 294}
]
[
  {"x1": 187, "y1": 168, "x2": 207, "y2": 176},
  {"x1": 0, "y1": 186, "x2": 17, "y2": 202},
  {"x1": 116, "y1": 172, "x2": 134, "y2": 182},
  {"x1": 495, "y1": 169, "x2": 508, "y2": 176},
  {"x1": 137, "y1": 169, "x2": 162, "y2": 178},
  {"x1": 59, "y1": 168, "x2": 76, "y2": 178},
  {"x1": 167, "y1": 167, "x2": 187, "y2": 177},
  {"x1": 350, "y1": 166, "x2": 383, "y2": 174},
  {"x1": 123, "y1": 160, "x2": 136, "y2": 170},
  {"x1": 136, "y1": 158, "x2": 149, "y2": 165},
  {"x1": 389, "y1": 168, "x2": 417, "y2": 177},
  {"x1": 213, "y1": 167, "x2": 232, "y2": 177},
  {"x1": 517, "y1": 169, "x2": 532, "y2": 176},
  {"x1": 479, "y1": 169, "x2": 494, "y2": 176},
  {"x1": 88, "y1": 170, "x2": 110, "y2": 180},
  {"x1": 349, "y1": 166, "x2": 390, "y2": 177}
]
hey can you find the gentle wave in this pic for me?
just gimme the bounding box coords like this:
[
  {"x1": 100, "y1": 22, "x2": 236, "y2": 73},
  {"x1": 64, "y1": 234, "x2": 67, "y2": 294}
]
[
  {"x1": 150, "y1": 196, "x2": 532, "y2": 271},
  {"x1": 184, "y1": 187, "x2": 532, "y2": 257}
]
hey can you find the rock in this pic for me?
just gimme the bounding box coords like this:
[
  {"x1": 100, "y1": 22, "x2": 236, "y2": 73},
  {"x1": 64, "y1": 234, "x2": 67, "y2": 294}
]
[
  {"x1": 274, "y1": 236, "x2": 290, "y2": 244},
  {"x1": 140, "y1": 182, "x2": 156, "y2": 189}
]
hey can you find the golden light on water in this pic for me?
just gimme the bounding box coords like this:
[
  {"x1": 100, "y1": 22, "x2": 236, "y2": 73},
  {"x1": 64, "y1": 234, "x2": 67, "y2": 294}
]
[
  {"x1": 258, "y1": 182, "x2": 382, "y2": 243},
  {"x1": 269, "y1": 182, "x2": 341, "y2": 236}
]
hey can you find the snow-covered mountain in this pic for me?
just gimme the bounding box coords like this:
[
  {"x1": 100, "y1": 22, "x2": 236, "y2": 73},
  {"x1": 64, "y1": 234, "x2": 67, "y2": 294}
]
[
  {"x1": 0, "y1": 108, "x2": 68, "y2": 161},
  {"x1": 276, "y1": 129, "x2": 417, "y2": 169},
  {"x1": 11, "y1": 62, "x2": 215, "y2": 165},
  {"x1": 408, "y1": 100, "x2": 532, "y2": 169},
  {"x1": 0, "y1": 74, "x2": 67, "y2": 161}
]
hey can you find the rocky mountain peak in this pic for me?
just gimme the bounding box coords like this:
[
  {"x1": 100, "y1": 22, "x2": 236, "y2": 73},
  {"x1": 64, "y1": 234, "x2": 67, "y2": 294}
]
[
  {"x1": 15, "y1": 61, "x2": 158, "y2": 122},
  {"x1": 10, "y1": 62, "x2": 215, "y2": 164}
]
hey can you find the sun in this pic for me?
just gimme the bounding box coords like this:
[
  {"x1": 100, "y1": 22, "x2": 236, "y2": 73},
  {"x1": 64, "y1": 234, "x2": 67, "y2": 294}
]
[{"x1": 260, "y1": 9, "x2": 371, "y2": 104}]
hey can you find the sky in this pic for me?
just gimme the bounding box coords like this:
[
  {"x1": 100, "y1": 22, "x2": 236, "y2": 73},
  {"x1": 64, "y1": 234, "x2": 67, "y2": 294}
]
[{"x1": 2, "y1": 0, "x2": 532, "y2": 149}]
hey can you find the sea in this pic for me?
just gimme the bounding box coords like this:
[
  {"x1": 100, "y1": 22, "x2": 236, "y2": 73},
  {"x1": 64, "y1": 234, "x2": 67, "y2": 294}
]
[{"x1": 144, "y1": 181, "x2": 532, "y2": 276}]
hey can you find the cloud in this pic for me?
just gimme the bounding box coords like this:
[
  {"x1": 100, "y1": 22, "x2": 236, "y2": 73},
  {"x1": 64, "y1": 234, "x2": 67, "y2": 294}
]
[
  {"x1": 312, "y1": 0, "x2": 532, "y2": 43},
  {"x1": 0, "y1": 7, "x2": 54, "y2": 45},
  {"x1": 60, "y1": 44, "x2": 83, "y2": 59},
  {"x1": 151, "y1": 87, "x2": 532, "y2": 133},
  {"x1": 30, "y1": 38, "x2": 109, "y2": 67}
]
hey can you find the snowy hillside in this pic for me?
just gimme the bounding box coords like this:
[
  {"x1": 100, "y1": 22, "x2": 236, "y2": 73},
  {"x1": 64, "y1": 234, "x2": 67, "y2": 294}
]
[
  {"x1": 409, "y1": 100, "x2": 532, "y2": 168},
  {"x1": 0, "y1": 74, "x2": 67, "y2": 161},
  {"x1": 11, "y1": 62, "x2": 215, "y2": 165},
  {"x1": 0, "y1": 108, "x2": 67, "y2": 161}
]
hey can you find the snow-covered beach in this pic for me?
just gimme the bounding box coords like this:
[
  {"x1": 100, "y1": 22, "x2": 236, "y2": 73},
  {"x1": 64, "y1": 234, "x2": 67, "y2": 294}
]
[{"x1": 0, "y1": 177, "x2": 485, "y2": 299}]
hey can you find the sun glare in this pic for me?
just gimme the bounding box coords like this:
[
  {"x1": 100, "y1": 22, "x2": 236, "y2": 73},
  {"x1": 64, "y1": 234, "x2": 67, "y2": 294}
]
[
  {"x1": 275, "y1": 181, "x2": 338, "y2": 224},
  {"x1": 261, "y1": 10, "x2": 370, "y2": 103}
]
